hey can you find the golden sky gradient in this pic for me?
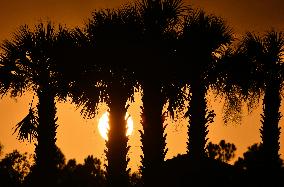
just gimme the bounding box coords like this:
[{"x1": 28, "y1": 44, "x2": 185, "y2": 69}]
[{"x1": 0, "y1": 0, "x2": 284, "y2": 172}]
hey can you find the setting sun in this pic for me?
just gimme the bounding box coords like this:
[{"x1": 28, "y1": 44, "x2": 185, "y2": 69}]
[{"x1": 98, "y1": 112, "x2": 134, "y2": 140}]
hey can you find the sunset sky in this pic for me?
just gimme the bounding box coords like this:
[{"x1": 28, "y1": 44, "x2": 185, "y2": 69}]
[{"x1": 0, "y1": 0, "x2": 284, "y2": 172}]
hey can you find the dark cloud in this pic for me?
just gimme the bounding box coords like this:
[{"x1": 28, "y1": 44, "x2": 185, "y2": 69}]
[
  {"x1": 188, "y1": 0, "x2": 284, "y2": 33},
  {"x1": 0, "y1": 0, "x2": 128, "y2": 40},
  {"x1": 0, "y1": 0, "x2": 283, "y2": 39}
]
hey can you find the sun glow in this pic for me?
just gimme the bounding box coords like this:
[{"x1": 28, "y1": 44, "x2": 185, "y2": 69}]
[{"x1": 98, "y1": 112, "x2": 134, "y2": 141}]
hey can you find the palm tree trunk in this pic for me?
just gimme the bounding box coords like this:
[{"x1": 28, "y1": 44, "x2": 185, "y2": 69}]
[
  {"x1": 33, "y1": 87, "x2": 58, "y2": 186},
  {"x1": 187, "y1": 80, "x2": 210, "y2": 163},
  {"x1": 261, "y1": 80, "x2": 282, "y2": 174},
  {"x1": 106, "y1": 83, "x2": 129, "y2": 187},
  {"x1": 140, "y1": 82, "x2": 167, "y2": 187}
]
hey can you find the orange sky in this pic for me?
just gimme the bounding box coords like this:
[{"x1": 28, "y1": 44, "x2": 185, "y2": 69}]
[{"x1": 0, "y1": 0, "x2": 284, "y2": 172}]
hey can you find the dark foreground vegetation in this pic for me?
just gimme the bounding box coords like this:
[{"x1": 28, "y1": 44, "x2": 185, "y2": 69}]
[
  {"x1": 1, "y1": 141, "x2": 284, "y2": 187},
  {"x1": 0, "y1": 0, "x2": 284, "y2": 186}
]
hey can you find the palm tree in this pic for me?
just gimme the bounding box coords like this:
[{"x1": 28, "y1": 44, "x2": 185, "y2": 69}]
[
  {"x1": 176, "y1": 10, "x2": 233, "y2": 164},
  {"x1": 135, "y1": 0, "x2": 185, "y2": 186},
  {"x1": 77, "y1": 6, "x2": 142, "y2": 187},
  {"x1": 0, "y1": 22, "x2": 74, "y2": 186},
  {"x1": 235, "y1": 31, "x2": 284, "y2": 182}
]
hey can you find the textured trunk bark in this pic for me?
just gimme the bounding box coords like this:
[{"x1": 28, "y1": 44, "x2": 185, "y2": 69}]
[
  {"x1": 106, "y1": 82, "x2": 129, "y2": 187},
  {"x1": 187, "y1": 79, "x2": 208, "y2": 163},
  {"x1": 261, "y1": 80, "x2": 281, "y2": 173},
  {"x1": 140, "y1": 82, "x2": 167, "y2": 187},
  {"x1": 33, "y1": 87, "x2": 58, "y2": 186}
]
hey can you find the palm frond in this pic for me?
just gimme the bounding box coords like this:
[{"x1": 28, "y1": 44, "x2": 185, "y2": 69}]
[
  {"x1": 13, "y1": 107, "x2": 38, "y2": 142},
  {"x1": 162, "y1": 81, "x2": 186, "y2": 118},
  {"x1": 264, "y1": 30, "x2": 284, "y2": 65}
]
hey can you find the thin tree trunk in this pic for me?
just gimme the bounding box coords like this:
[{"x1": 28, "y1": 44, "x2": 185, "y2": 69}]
[
  {"x1": 140, "y1": 82, "x2": 167, "y2": 187},
  {"x1": 260, "y1": 79, "x2": 282, "y2": 183},
  {"x1": 106, "y1": 82, "x2": 129, "y2": 187},
  {"x1": 33, "y1": 87, "x2": 58, "y2": 186}
]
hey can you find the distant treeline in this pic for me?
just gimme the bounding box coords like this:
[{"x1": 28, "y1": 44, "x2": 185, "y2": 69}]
[{"x1": 2, "y1": 140, "x2": 282, "y2": 187}]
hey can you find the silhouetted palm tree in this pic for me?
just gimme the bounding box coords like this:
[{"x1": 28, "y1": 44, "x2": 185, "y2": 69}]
[
  {"x1": 135, "y1": 0, "x2": 185, "y2": 186},
  {"x1": 176, "y1": 10, "x2": 233, "y2": 164},
  {"x1": 235, "y1": 31, "x2": 284, "y2": 182},
  {"x1": 0, "y1": 22, "x2": 74, "y2": 186},
  {"x1": 79, "y1": 6, "x2": 143, "y2": 187}
]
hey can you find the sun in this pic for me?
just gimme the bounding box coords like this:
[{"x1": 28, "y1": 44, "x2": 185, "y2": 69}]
[{"x1": 98, "y1": 112, "x2": 134, "y2": 140}]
